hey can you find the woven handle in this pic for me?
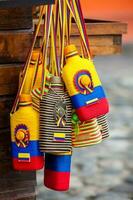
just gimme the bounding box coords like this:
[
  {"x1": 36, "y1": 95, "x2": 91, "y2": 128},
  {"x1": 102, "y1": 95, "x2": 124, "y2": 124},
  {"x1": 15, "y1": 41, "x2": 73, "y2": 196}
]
[
  {"x1": 66, "y1": 0, "x2": 92, "y2": 59},
  {"x1": 11, "y1": 6, "x2": 45, "y2": 114}
]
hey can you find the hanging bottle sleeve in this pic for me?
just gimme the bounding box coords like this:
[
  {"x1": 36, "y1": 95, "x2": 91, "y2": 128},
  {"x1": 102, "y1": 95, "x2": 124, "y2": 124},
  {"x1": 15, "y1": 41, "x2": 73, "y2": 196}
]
[
  {"x1": 72, "y1": 0, "x2": 110, "y2": 140},
  {"x1": 10, "y1": 5, "x2": 54, "y2": 172},
  {"x1": 39, "y1": 2, "x2": 73, "y2": 154},
  {"x1": 10, "y1": 94, "x2": 44, "y2": 171},
  {"x1": 10, "y1": 7, "x2": 48, "y2": 171},
  {"x1": 62, "y1": 0, "x2": 109, "y2": 122},
  {"x1": 72, "y1": 116, "x2": 102, "y2": 148},
  {"x1": 43, "y1": 2, "x2": 72, "y2": 191},
  {"x1": 39, "y1": 76, "x2": 72, "y2": 153}
]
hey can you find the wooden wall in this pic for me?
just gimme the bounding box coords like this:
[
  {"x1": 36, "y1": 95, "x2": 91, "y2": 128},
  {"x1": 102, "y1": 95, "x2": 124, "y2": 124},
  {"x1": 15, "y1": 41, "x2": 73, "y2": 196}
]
[{"x1": 0, "y1": 7, "x2": 36, "y2": 200}]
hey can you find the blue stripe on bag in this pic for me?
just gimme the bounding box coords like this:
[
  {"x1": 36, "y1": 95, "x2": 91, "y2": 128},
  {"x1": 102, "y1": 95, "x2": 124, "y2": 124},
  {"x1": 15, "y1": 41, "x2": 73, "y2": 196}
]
[
  {"x1": 71, "y1": 86, "x2": 106, "y2": 109},
  {"x1": 12, "y1": 141, "x2": 43, "y2": 157},
  {"x1": 45, "y1": 153, "x2": 71, "y2": 172}
]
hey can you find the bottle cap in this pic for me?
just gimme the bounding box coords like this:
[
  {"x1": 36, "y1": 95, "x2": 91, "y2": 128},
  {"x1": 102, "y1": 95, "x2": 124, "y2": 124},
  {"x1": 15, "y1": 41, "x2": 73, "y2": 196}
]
[
  {"x1": 19, "y1": 94, "x2": 32, "y2": 102},
  {"x1": 64, "y1": 45, "x2": 78, "y2": 58}
]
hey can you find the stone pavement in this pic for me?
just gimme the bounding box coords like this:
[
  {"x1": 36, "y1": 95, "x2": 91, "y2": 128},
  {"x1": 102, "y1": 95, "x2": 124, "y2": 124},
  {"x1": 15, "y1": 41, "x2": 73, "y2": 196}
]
[{"x1": 37, "y1": 44, "x2": 133, "y2": 200}]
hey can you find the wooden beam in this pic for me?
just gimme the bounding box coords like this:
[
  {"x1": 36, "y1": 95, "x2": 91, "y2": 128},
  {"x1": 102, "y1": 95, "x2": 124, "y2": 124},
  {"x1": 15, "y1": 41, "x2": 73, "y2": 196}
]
[
  {"x1": 36, "y1": 35, "x2": 122, "y2": 56},
  {"x1": 36, "y1": 19, "x2": 127, "y2": 36},
  {"x1": 0, "y1": 0, "x2": 55, "y2": 8},
  {"x1": 0, "y1": 96, "x2": 14, "y2": 128},
  {"x1": 0, "y1": 64, "x2": 22, "y2": 95},
  {"x1": 72, "y1": 20, "x2": 127, "y2": 36},
  {"x1": 0, "y1": 30, "x2": 33, "y2": 63},
  {"x1": 0, "y1": 7, "x2": 32, "y2": 30}
]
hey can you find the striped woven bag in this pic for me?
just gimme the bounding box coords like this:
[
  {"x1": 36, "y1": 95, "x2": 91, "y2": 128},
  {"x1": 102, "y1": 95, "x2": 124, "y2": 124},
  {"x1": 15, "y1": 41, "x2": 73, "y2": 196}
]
[
  {"x1": 72, "y1": 114, "x2": 102, "y2": 148},
  {"x1": 97, "y1": 115, "x2": 109, "y2": 140},
  {"x1": 39, "y1": 76, "x2": 72, "y2": 153}
]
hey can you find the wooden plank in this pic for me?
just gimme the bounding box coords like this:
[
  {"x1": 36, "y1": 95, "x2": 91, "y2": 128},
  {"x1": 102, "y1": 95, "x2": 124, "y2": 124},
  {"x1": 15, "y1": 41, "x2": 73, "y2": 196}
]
[
  {"x1": 0, "y1": 30, "x2": 33, "y2": 63},
  {"x1": 36, "y1": 20, "x2": 127, "y2": 36},
  {"x1": 0, "y1": 0, "x2": 55, "y2": 8},
  {"x1": 90, "y1": 45, "x2": 122, "y2": 56},
  {"x1": 35, "y1": 19, "x2": 125, "y2": 56},
  {"x1": 18, "y1": 197, "x2": 36, "y2": 200},
  {"x1": 38, "y1": 35, "x2": 121, "y2": 47},
  {"x1": 0, "y1": 21, "x2": 124, "y2": 63},
  {"x1": 0, "y1": 186, "x2": 36, "y2": 200},
  {"x1": 71, "y1": 35, "x2": 122, "y2": 46},
  {"x1": 37, "y1": 35, "x2": 122, "y2": 56},
  {"x1": 0, "y1": 7, "x2": 32, "y2": 30},
  {"x1": 0, "y1": 64, "x2": 22, "y2": 95},
  {"x1": 0, "y1": 96, "x2": 14, "y2": 129},
  {"x1": 72, "y1": 20, "x2": 127, "y2": 36}
]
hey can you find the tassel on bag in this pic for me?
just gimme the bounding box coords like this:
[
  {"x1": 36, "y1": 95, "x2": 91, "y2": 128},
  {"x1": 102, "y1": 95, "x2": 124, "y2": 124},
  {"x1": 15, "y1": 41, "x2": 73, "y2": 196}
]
[
  {"x1": 62, "y1": 45, "x2": 109, "y2": 122},
  {"x1": 39, "y1": 76, "x2": 73, "y2": 153},
  {"x1": 10, "y1": 94, "x2": 44, "y2": 171}
]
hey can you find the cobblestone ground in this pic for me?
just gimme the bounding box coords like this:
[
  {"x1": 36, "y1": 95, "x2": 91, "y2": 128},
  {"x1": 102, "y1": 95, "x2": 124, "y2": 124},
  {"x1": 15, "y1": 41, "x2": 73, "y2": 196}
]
[{"x1": 37, "y1": 44, "x2": 133, "y2": 200}]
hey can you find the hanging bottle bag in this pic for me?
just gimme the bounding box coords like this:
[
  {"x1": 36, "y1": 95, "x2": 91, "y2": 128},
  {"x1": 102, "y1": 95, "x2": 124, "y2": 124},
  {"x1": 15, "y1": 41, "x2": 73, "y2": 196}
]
[
  {"x1": 10, "y1": 6, "x2": 48, "y2": 170},
  {"x1": 10, "y1": 94, "x2": 44, "y2": 171},
  {"x1": 69, "y1": 1, "x2": 110, "y2": 139},
  {"x1": 62, "y1": 0, "x2": 109, "y2": 122},
  {"x1": 39, "y1": 76, "x2": 72, "y2": 153},
  {"x1": 72, "y1": 113, "x2": 102, "y2": 148}
]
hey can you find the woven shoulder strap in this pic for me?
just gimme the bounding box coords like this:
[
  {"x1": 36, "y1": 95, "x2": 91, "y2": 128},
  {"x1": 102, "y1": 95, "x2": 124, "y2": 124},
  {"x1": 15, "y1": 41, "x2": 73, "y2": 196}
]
[
  {"x1": 66, "y1": 0, "x2": 92, "y2": 59},
  {"x1": 11, "y1": 6, "x2": 45, "y2": 114}
]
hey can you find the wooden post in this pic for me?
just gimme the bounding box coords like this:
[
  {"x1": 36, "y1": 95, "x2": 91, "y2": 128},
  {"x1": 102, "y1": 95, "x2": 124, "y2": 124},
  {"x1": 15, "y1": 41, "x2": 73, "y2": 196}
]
[{"x1": 0, "y1": 7, "x2": 36, "y2": 200}]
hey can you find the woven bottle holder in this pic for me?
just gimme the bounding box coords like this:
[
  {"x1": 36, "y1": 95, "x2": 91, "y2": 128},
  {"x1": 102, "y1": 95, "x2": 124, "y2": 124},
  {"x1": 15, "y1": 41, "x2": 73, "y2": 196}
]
[
  {"x1": 39, "y1": 76, "x2": 72, "y2": 153},
  {"x1": 72, "y1": 117, "x2": 102, "y2": 148}
]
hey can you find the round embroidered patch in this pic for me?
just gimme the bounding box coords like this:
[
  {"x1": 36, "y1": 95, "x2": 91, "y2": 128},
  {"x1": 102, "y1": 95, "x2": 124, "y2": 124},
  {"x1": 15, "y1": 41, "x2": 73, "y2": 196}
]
[
  {"x1": 74, "y1": 70, "x2": 94, "y2": 95},
  {"x1": 15, "y1": 124, "x2": 30, "y2": 148}
]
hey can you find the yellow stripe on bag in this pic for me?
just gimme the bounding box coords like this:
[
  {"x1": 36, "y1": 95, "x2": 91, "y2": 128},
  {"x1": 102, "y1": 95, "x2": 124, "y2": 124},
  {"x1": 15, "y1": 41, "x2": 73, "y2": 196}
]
[
  {"x1": 73, "y1": 139, "x2": 102, "y2": 148},
  {"x1": 51, "y1": 151, "x2": 72, "y2": 156},
  {"x1": 54, "y1": 133, "x2": 66, "y2": 138},
  {"x1": 18, "y1": 153, "x2": 30, "y2": 159},
  {"x1": 86, "y1": 98, "x2": 98, "y2": 105}
]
